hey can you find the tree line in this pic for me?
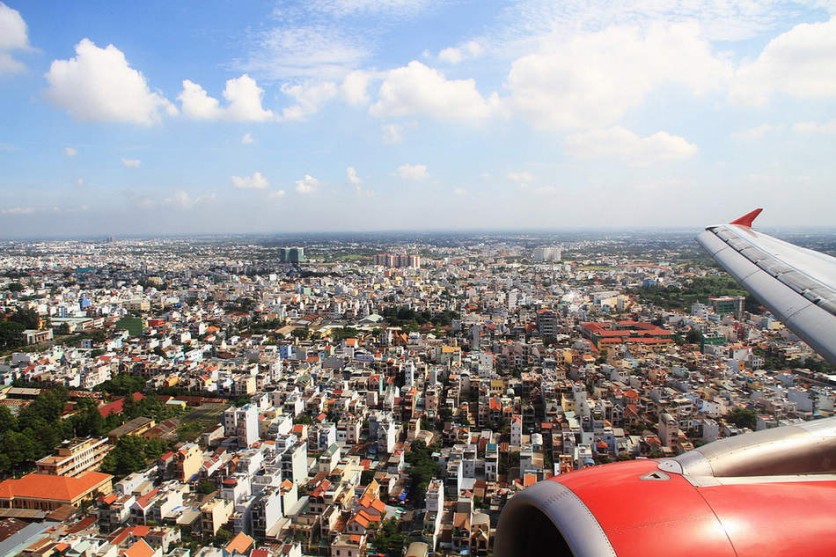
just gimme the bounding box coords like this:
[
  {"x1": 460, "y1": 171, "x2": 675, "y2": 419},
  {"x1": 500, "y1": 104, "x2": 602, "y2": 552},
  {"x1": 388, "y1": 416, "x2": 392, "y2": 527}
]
[{"x1": 0, "y1": 382, "x2": 182, "y2": 477}]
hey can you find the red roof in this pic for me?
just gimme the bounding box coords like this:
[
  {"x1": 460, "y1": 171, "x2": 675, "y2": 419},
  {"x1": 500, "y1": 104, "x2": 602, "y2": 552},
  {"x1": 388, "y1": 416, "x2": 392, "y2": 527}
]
[
  {"x1": 0, "y1": 471, "x2": 112, "y2": 503},
  {"x1": 99, "y1": 392, "x2": 146, "y2": 418}
]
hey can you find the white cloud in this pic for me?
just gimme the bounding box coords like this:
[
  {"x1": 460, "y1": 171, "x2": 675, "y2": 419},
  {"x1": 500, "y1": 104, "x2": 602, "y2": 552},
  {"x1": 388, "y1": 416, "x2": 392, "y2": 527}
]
[
  {"x1": 497, "y1": 0, "x2": 836, "y2": 44},
  {"x1": 439, "y1": 40, "x2": 485, "y2": 64},
  {"x1": 1, "y1": 207, "x2": 35, "y2": 215},
  {"x1": 396, "y1": 163, "x2": 429, "y2": 180},
  {"x1": 242, "y1": 132, "x2": 254, "y2": 144},
  {"x1": 64, "y1": 146, "x2": 77, "y2": 157},
  {"x1": 295, "y1": 174, "x2": 321, "y2": 194},
  {"x1": 74, "y1": 177, "x2": 85, "y2": 188},
  {"x1": 371, "y1": 61, "x2": 498, "y2": 121},
  {"x1": 732, "y1": 124, "x2": 774, "y2": 140},
  {"x1": 381, "y1": 123, "x2": 404, "y2": 144},
  {"x1": 164, "y1": 190, "x2": 215, "y2": 210},
  {"x1": 178, "y1": 75, "x2": 273, "y2": 122},
  {"x1": 793, "y1": 119, "x2": 836, "y2": 134},
  {"x1": 224, "y1": 74, "x2": 275, "y2": 122},
  {"x1": 341, "y1": 70, "x2": 371, "y2": 105},
  {"x1": 732, "y1": 16, "x2": 836, "y2": 105},
  {"x1": 122, "y1": 158, "x2": 141, "y2": 168},
  {"x1": 0, "y1": 2, "x2": 29, "y2": 73},
  {"x1": 309, "y1": 0, "x2": 432, "y2": 17},
  {"x1": 453, "y1": 187, "x2": 468, "y2": 196},
  {"x1": 346, "y1": 166, "x2": 362, "y2": 186},
  {"x1": 280, "y1": 80, "x2": 338, "y2": 121},
  {"x1": 507, "y1": 172, "x2": 535, "y2": 186},
  {"x1": 241, "y1": 25, "x2": 369, "y2": 81},
  {"x1": 178, "y1": 80, "x2": 222, "y2": 120},
  {"x1": 231, "y1": 172, "x2": 270, "y2": 190},
  {"x1": 564, "y1": 127, "x2": 698, "y2": 165},
  {"x1": 45, "y1": 39, "x2": 177, "y2": 125},
  {"x1": 506, "y1": 23, "x2": 731, "y2": 130},
  {"x1": 268, "y1": 189, "x2": 286, "y2": 199},
  {"x1": 179, "y1": 74, "x2": 274, "y2": 122}
]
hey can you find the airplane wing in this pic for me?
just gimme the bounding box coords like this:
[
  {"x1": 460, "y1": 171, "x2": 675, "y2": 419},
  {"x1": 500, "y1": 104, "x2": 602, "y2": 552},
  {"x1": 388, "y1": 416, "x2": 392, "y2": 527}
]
[{"x1": 695, "y1": 208, "x2": 836, "y2": 364}]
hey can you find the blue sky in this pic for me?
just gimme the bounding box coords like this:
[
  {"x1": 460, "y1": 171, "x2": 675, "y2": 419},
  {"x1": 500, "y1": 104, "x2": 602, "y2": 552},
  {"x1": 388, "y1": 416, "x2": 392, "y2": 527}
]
[{"x1": 1, "y1": 0, "x2": 835, "y2": 238}]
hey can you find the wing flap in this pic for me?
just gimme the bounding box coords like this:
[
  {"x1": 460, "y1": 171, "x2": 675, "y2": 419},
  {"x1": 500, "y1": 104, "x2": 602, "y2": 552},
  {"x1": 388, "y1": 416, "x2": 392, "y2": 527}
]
[{"x1": 697, "y1": 221, "x2": 836, "y2": 364}]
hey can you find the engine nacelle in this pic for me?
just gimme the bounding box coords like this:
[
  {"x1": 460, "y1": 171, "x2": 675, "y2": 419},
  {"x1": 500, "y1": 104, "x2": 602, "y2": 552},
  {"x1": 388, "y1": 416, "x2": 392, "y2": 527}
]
[{"x1": 494, "y1": 418, "x2": 836, "y2": 557}]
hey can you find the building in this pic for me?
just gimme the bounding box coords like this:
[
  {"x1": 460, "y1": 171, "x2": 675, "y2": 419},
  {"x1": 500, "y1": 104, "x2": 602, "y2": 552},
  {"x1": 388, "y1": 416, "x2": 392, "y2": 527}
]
[
  {"x1": 0, "y1": 471, "x2": 113, "y2": 511},
  {"x1": 536, "y1": 309, "x2": 558, "y2": 338},
  {"x1": 373, "y1": 253, "x2": 421, "y2": 269},
  {"x1": 278, "y1": 437, "x2": 308, "y2": 486},
  {"x1": 224, "y1": 404, "x2": 259, "y2": 447},
  {"x1": 108, "y1": 417, "x2": 156, "y2": 442},
  {"x1": 174, "y1": 443, "x2": 202, "y2": 482},
  {"x1": 279, "y1": 247, "x2": 305, "y2": 264},
  {"x1": 579, "y1": 321, "x2": 674, "y2": 350},
  {"x1": 201, "y1": 498, "x2": 234, "y2": 536},
  {"x1": 35, "y1": 437, "x2": 111, "y2": 478},
  {"x1": 532, "y1": 246, "x2": 562, "y2": 262},
  {"x1": 709, "y1": 296, "x2": 746, "y2": 319},
  {"x1": 23, "y1": 329, "x2": 54, "y2": 345}
]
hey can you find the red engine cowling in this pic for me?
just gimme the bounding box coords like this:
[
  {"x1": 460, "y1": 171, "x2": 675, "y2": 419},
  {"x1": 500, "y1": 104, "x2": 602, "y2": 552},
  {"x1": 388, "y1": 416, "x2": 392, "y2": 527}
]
[{"x1": 494, "y1": 417, "x2": 836, "y2": 557}]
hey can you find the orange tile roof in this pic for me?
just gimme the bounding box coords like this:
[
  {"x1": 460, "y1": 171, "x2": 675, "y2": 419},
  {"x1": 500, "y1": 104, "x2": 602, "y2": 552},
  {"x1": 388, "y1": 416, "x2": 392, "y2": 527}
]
[
  {"x1": 120, "y1": 538, "x2": 155, "y2": 557},
  {"x1": 0, "y1": 471, "x2": 112, "y2": 503},
  {"x1": 351, "y1": 512, "x2": 371, "y2": 528},
  {"x1": 225, "y1": 531, "x2": 255, "y2": 554},
  {"x1": 131, "y1": 525, "x2": 151, "y2": 538}
]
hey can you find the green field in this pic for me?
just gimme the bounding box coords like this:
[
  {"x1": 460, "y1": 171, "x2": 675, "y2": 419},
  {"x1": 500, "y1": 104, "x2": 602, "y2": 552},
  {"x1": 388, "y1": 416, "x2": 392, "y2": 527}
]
[
  {"x1": 115, "y1": 316, "x2": 144, "y2": 337},
  {"x1": 176, "y1": 403, "x2": 226, "y2": 442}
]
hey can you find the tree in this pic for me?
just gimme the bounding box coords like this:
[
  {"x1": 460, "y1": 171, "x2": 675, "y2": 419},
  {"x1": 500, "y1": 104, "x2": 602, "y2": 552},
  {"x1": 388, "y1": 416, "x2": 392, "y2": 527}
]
[
  {"x1": 197, "y1": 480, "x2": 217, "y2": 495},
  {"x1": 726, "y1": 408, "x2": 757, "y2": 430},
  {"x1": 405, "y1": 441, "x2": 440, "y2": 507},
  {"x1": 101, "y1": 435, "x2": 170, "y2": 478},
  {"x1": 1, "y1": 431, "x2": 36, "y2": 471},
  {"x1": 291, "y1": 328, "x2": 309, "y2": 341},
  {"x1": 685, "y1": 329, "x2": 703, "y2": 345},
  {"x1": 373, "y1": 519, "x2": 408, "y2": 556},
  {"x1": 6, "y1": 282, "x2": 24, "y2": 293},
  {"x1": 0, "y1": 320, "x2": 25, "y2": 349},
  {"x1": 0, "y1": 406, "x2": 17, "y2": 434},
  {"x1": 213, "y1": 527, "x2": 233, "y2": 546},
  {"x1": 10, "y1": 308, "x2": 41, "y2": 329}
]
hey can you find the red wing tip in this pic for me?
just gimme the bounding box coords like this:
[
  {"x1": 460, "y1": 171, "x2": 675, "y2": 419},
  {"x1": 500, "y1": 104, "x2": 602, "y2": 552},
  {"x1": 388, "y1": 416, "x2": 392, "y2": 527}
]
[{"x1": 730, "y1": 208, "x2": 763, "y2": 228}]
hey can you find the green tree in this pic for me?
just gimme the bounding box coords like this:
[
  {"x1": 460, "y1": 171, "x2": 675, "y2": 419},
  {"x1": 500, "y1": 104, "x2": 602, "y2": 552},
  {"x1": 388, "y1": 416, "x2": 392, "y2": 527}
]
[
  {"x1": 101, "y1": 435, "x2": 169, "y2": 478},
  {"x1": 72, "y1": 398, "x2": 104, "y2": 437},
  {"x1": 0, "y1": 406, "x2": 17, "y2": 434},
  {"x1": 213, "y1": 527, "x2": 233, "y2": 546},
  {"x1": 373, "y1": 519, "x2": 408, "y2": 556},
  {"x1": 197, "y1": 480, "x2": 217, "y2": 495},
  {"x1": 405, "y1": 440, "x2": 440, "y2": 507},
  {"x1": 1, "y1": 431, "x2": 36, "y2": 470},
  {"x1": 685, "y1": 329, "x2": 703, "y2": 345},
  {"x1": 726, "y1": 408, "x2": 757, "y2": 430},
  {"x1": 0, "y1": 320, "x2": 25, "y2": 349},
  {"x1": 10, "y1": 308, "x2": 41, "y2": 329}
]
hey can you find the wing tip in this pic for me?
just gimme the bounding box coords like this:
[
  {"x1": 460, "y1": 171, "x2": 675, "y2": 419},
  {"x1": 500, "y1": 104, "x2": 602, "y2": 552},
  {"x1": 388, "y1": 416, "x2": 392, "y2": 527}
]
[{"x1": 730, "y1": 208, "x2": 763, "y2": 228}]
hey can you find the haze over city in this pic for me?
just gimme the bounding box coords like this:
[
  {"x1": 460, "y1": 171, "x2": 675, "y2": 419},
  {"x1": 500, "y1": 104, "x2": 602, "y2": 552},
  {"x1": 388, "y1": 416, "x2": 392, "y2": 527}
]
[{"x1": 1, "y1": 0, "x2": 835, "y2": 238}]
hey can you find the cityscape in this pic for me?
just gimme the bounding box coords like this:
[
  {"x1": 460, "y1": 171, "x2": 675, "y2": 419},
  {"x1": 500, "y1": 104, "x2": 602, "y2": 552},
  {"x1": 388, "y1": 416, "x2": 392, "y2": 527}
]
[
  {"x1": 1, "y1": 0, "x2": 836, "y2": 555},
  {"x1": 0, "y1": 230, "x2": 832, "y2": 555}
]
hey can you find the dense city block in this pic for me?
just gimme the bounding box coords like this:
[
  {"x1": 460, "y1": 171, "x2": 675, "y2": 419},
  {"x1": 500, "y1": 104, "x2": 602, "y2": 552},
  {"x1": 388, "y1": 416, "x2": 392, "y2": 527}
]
[{"x1": 0, "y1": 232, "x2": 832, "y2": 556}]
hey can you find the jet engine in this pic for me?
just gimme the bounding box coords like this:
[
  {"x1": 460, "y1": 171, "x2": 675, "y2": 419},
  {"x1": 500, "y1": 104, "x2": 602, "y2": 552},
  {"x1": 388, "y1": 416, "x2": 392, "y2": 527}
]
[{"x1": 494, "y1": 417, "x2": 836, "y2": 557}]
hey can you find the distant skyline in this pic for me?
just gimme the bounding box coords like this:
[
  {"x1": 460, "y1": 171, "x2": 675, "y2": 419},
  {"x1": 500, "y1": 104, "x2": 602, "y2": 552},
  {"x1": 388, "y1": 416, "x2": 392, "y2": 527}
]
[{"x1": 1, "y1": 1, "x2": 835, "y2": 238}]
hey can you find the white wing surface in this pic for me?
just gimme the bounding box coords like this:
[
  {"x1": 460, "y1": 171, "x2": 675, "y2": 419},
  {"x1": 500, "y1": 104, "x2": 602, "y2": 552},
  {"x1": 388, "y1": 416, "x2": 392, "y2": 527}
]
[{"x1": 696, "y1": 209, "x2": 836, "y2": 364}]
